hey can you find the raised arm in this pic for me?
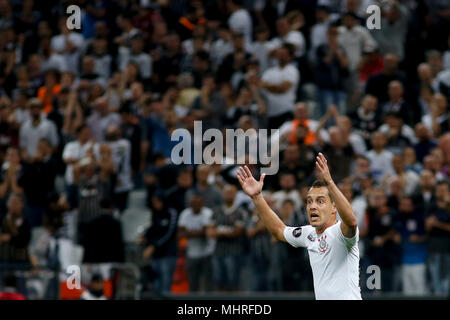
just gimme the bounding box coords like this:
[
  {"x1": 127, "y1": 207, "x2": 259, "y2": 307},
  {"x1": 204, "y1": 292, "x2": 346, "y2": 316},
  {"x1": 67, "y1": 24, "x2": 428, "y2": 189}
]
[
  {"x1": 315, "y1": 153, "x2": 357, "y2": 238},
  {"x1": 237, "y1": 166, "x2": 287, "y2": 242}
]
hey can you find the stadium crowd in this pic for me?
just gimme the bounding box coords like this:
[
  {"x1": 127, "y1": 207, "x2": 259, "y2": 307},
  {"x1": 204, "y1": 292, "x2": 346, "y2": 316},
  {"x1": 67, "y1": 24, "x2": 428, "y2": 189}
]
[{"x1": 0, "y1": 0, "x2": 449, "y2": 299}]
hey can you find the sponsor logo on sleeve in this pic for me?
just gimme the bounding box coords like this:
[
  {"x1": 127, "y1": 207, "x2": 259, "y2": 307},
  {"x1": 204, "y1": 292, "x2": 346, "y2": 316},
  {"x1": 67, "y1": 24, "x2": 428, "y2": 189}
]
[{"x1": 292, "y1": 227, "x2": 302, "y2": 238}]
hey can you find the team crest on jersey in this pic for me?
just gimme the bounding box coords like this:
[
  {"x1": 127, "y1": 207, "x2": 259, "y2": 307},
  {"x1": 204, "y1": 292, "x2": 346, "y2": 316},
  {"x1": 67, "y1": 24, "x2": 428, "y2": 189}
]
[
  {"x1": 318, "y1": 235, "x2": 328, "y2": 253},
  {"x1": 292, "y1": 227, "x2": 302, "y2": 238},
  {"x1": 307, "y1": 233, "x2": 316, "y2": 242}
]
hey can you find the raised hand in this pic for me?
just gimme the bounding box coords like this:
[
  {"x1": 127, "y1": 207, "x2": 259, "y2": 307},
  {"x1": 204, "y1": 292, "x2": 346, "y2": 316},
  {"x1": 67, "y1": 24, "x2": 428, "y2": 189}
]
[
  {"x1": 315, "y1": 153, "x2": 332, "y2": 184},
  {"x1": 237, "y1": 166, "x2": 265, "y2": 198}
]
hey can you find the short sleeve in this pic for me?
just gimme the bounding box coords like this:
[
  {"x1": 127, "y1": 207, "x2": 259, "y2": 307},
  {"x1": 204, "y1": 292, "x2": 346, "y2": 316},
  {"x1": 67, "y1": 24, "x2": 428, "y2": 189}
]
[
  {"x1": 337, "y1": 222, "x2": 359, "y2": 250},
  {"x1": 285, "y1": 67, "x2": 299, "y2": 86},
  {"x1": 62, "y1": 143, "x2": 75, "y2": 160},
  {"x1": 178, "y1": 210, "x2": 188, "y2": 228},
  {"x1": 203, "y1": 208, "x2": 214, "y2": 226},
  {"x1": 283, "y1": 226, "x2": 308, "y2": 248}
]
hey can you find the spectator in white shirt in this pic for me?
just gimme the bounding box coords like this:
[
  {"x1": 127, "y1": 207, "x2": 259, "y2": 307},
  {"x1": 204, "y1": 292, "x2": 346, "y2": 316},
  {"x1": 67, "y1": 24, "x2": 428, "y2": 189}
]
[
  {"x1": 118, "y1": 34, "x2": 152, "y2": 80},
  {"x1": 86, "y1": 97, "x2": 122, "y2": 142},
  {"x1": 91, "y1": 37, "x2": 112, "y2": 81},
  {"x1": 260, "y1": 43, "x2": 300, "y2": 129},
  {"x1": 271, "y1": 172, "x2": 302, "y2": 211},
  {"x1": 367, "y1": 131, "x2": 395, "y2": 185},
  {"x1": 387, "y1": 153, "x2": 420, "y2": 197},
  {"x1": 309, "y1": 4, "x2": 338, "y2": 63},
  {"x1": 50, "y1": 17, "x2": 85, "y2": 75},
  {"x1": 19, "y1": 98, "x2": 59, "y2": 161},
  {"x1": 250, "y1": 26, "x2": 271, "y2": 72},
  {"x1": 114, "y1": 12, "x2": 140, "y2": 48},
  {"x1": 178, "y1": 193, "x2": 215, "y2": 292},
  {"x1": 378, "y1": 112, "x2": 418, "y2": 154},
  {"x1": 338, "y1": 12, "x2": 377, "y2": 72},
  {"x1": 267, "y1": 16, "x2": 306, "y2": 60},
  {"x1": 210, "y1": 23, "x2": 234, "y2": 70},
  {"x1": 62, "y1": 124, "x2": 98, "y2": 208},
  {"x1": 226, "y1": 0, "x2": 253, "y2": 46}
]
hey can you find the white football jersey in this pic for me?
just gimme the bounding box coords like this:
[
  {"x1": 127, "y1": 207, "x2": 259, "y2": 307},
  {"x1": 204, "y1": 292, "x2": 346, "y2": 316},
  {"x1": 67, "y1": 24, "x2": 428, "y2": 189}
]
[{"x1": 284, "y1": 221, "x2": 362, "y2": 300}]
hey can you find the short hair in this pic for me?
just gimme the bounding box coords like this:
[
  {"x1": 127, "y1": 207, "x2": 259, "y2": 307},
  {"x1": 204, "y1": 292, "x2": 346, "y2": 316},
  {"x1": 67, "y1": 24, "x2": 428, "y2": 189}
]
[
  {"x1": 282, "y1": 198, "x2": 295, "y2": 207},
  {"x1": 311, "y1": 180, "x2": 328, "y2": 189},
  {"x1": 76, "y1": 124, "x2": 89, "y2": 135},
  {"x1": 254, "y1": 25, "x2": 269, "y2": 35},
  {"x1": 2, "y1": 273, "x2": 17, "y2": 288},
  {"x1": 28, "y1": 98, "x2": 43, "y2": 109},
  {"x1": 436, "y1": 180, "x2": 449, "y2": 189},
  {"x1": 194, "y1": 50, "x2": 210, "y2": 62},
  {"x1": 281, "y1": 42, "x2": 295, "y2": 58},
  {"x1": 308, "y1": 180, "x2": 333, "y2": 202}
]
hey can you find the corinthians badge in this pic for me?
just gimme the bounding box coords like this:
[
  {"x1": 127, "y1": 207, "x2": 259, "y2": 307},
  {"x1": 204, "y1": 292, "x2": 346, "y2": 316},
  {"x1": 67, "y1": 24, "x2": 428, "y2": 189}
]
[{"x1": 318, "y1": 235, "x2": 329, "y2": 253}]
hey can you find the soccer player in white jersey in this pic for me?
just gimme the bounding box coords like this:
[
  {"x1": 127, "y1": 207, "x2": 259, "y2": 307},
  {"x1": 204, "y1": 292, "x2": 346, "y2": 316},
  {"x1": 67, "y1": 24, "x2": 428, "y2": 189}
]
[{"x1": 237, "y1": 153, "x2": 362, "y2": 300}]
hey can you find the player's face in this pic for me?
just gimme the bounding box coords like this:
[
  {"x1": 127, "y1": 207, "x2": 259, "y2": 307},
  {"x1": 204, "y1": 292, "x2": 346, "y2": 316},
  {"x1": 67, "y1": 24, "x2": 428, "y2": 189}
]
[{"x1": 306, "y1": 187, "x2": 336, "y2": 228}]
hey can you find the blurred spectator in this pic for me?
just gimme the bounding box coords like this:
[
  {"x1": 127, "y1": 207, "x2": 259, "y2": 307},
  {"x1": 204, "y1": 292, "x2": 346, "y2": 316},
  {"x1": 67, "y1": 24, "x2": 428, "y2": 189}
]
[
  {"x1": 277, "y1": 102, "x2": 323, "y2": 150},
  {"x1": 62, "y1": 124, "x2": 97, "y2": 208},
  {"x1": 403, "y1": 146, "x2": 423, "y2": 175},
  {"x1": 80, "y1": 273, "x2": 107, "y2": 300},
  {"x1": 365, "y1": 53, "x2": 408, "y2": 104},
  {"x1": 271, "y1": 172, "x2": 301, "y2": 211},
  {"x1": 177, "y1": 193, "x2": 214, "y2": 292},
  {"x1": 0, "y1": 194, "x2": 31, "y2": 266},
  {"x1": 366, "y1": 189, "x2": 402, "y2": 292},
  {"x1": 381, "y1": 80, "x2": 415, "y2": 126},
  {"x1": 371, "y1": 2, "x2": 410, "y2": 61},
  {"x1": 118, "y1": 102, "x2": 144, "y2": 184},
  {"x1": 19, "y1": 98, "x2": 59, "y2": 161},
  {"x1": 413, "y1": 170, "x2": 437, "y2": 215},
  {"x1": 186, "y1": 165, "x2": 222, "y2": 210},
  {"x1": 216, "y1": 32, "x2": 252, "y2": 89},
  {"x1": 336, "y1": 115, "x2": 367, "y2": 156},
  {"x1": 423, "y1": 93, "x2": 449, "y2": 138},
  {"x1": 387, "y1": 153, "x2": 420, "y2": 197},
  {"x1": 395, "y1": 197, "x2": 427, "y2": 296},
  {"x1": 260, "y1": 43, "x2": 299, "y2": 129},
  {"x1": 413, "y1": 123, "x2": 437, "y2": 163},
  {"x1": 226, "y1": 0, "x2": 252, "y2": 46},
  {"x1": 309, "y1": 4, "x2": 335, "y2": 63},
  {"x1": 37, "y1": 69, "x2": 62, "y2": 114},
  {"x1": 0, "y1": 273, "x2": 26, "y2": 300},
  {"x1": 378, "y1": 112, "x2": 417, "y2": 155},
  {"x1": 81, "y1": 198, "x2": 124, "y2": 263},
  {"x1": 267, "y1": 16, "x2": 306, "y2": 60},
  {"x1": 166, "y1": 168, "x2": 193, "y2": 215},
  {"x1": 118, "y1": 33, "x2": 152, "y2": 80},
  {"x1": 105, "y1": 125, "x2": 133, "y2": 212},
  {"x1": 0, "y1": 147, "x2": 24, "y2": 217},
  {"x1": 141, "y1": 191, "x2": 178, "y2": 295},
  {"x1": 73, "y1": 147, "x2": 115, "y2": 244},
  {"x1": 260, "y1": 0, "x2": 298, "y2": 38},
  {"x1": 245, "y1": 193, "x2": 271, "y2": 291},
  {"x1": 425, "y1": 181, "x2": 450, "y2": 295},
  {"x1": 319, "y1": 126, "x2": 355, "y2": 183},
  {"x1": 50, "y1": 17, "x2": 85, "y2": 75},
  {"x1": 208, "y1": 184, "x2": 246, "y2": 291},
  {"x1": 338, "y1": 11, "x2": 377, "y2": 74},
  {"x1": 86, "y1": 96, "x2": 121, "y2": 142},
  {"x1": 314, "y1": 23, "x2": 349, "y2": 116},
  {"x1": 250, "y1": 26, "x2": 270, "y2": 72},
  {"x1": 21, "y1": 139, "x2": 57, "y2": 227}
]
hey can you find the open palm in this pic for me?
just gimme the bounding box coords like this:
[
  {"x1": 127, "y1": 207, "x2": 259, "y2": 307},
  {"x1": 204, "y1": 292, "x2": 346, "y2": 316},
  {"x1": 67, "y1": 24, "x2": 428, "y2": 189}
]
[{"x1": 237, "y1": 166, "x2": 265, "y2": 197}]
